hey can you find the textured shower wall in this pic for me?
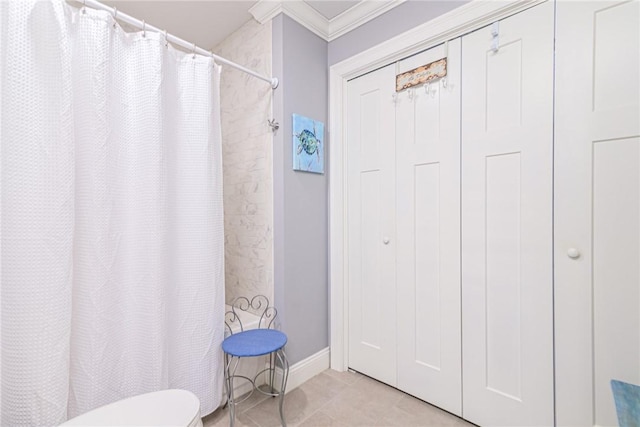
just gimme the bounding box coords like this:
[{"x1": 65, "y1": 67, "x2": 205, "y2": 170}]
[{"x1": 215, "y1": 19, "x2": 273, "y2": 304}]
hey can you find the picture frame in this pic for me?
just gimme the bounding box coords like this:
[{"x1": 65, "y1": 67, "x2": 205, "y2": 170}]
[{"x1": 292, "y1": 114, "x2": 324, "y2": 174}]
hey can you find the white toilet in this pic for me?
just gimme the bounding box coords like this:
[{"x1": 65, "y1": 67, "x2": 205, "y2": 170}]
[{"x1": 60, "y1": 389, "x2": 203, "y2": 427}]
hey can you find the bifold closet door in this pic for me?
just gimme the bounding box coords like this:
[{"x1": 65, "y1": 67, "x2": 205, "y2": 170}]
[
  {"x1": 346, "y1": 43, "x2": 463, "y2": 407},
  {"x1": 395, "y1": 40, "x2": 462, "y2": 416},
  {"x1": 554, "y1": 1, "x2": 640, "y2": 425},
  {"x1": 346, "y1": 63, "x2": 397, "y2": 387},
  {"x1": 461, "y1": 2, "x2": 554, "y2": 426}
]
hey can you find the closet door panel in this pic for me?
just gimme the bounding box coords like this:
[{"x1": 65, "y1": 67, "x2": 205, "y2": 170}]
[
  {"x1": 484, "y1": 152, "x2": 522, "y2": 397},
  {"x1": 346, "y1": 64, "x2": 397, "y2": 386},
  {"x1": 461, "y1": 2, "x2": 554, "y2": 426},
  {"x1": 555, "y1": 1, "x2": 640, "y2": 425},
  {"x1": 396, "y1": 40, "x2": 462, "y2": 416}
]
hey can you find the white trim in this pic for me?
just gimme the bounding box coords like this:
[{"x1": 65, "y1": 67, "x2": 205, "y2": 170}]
[
  {"x1": 275, "y1": 347, "x2": 331, "y2": 393},
  {"x1": 249, "y1": 0, "x2": 407, "y2": 41},
  {"x1": 328, "y1": 0, "x2": 548, "y2": 372},
  {"x1": 282, "y1": 1, "x2": 329, "y2": 40},
  {"x1": 250, "y1": 1, "x2": 329, "y2": 39},
  {"x1": 329, "y1": 69, "x2": 349, "y2": 371},
  {"x1": 327, "y1": 0, "x2": 406, "y2": 41},
  {"x1": 249, "y1": 1, "x2": 285, "y2": 25}
]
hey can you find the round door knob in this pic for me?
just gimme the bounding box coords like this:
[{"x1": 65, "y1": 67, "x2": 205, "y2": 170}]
[
  {"x1": 383, "y1": 237, "x2": 390, "y2": 245},
  {"x1": 567, "y1": 248, "x2": 580, "y2": 259}
]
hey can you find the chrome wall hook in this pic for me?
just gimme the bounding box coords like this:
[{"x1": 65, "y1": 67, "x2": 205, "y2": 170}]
[
  {"x1": 424, "y1": 82, "x2": 437, "y2": 98},
  {"x1": 268, "y1": 119, "x2": 279, "y2": 132},
  {"x1": 490, "y1": 21, "x2": 500, "y2": 53}
]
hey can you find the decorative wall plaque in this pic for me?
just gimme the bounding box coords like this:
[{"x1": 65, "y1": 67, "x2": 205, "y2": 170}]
[
  {"x1": 396, "y1": 57, "x2": 447, "y2": 92},
  {"x1": 292, "y1": 114, "x2": 324, "y2": 174}
]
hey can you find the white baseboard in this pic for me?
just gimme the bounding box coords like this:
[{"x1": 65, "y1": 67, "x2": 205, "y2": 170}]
[{"x1": 282, "y1": 346, "x2": 330, "y2": 393}]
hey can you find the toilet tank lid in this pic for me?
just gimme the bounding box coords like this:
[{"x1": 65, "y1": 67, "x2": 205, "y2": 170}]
[{"x1": 60, "y1": 389, "x2": 201, "y2": 427}]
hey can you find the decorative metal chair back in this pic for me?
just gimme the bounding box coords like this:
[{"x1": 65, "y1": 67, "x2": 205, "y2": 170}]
[{"x1": 224, "y1": 295, "x2": 278, "y2": 336}]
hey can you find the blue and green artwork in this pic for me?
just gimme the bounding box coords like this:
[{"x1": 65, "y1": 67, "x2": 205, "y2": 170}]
[{"x1": 293, "y1": 114, "x2": 324, "y2": 174}]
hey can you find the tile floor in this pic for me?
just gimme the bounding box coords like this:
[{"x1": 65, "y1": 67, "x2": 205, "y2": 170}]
[{"x1": 202, "y1": 369, "x2": 475, "y2": 427}]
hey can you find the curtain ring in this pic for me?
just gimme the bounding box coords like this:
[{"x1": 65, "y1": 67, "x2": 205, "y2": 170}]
[
  {"x1": 112, "y1": 7, "x2": 117, "y2": 29},
  {"x1": 82, "y1": 0, "x2": 87, "y2": 14},
  {"x1": 210, "y1": 50, "x2": 219, "y2": 70},
  {"x1": 142, "y1": 20, "x2": 146, "y2": 37},
  {"x1": 164, "y1": 30, "x2": 169, "y2": 48},
  {"x1": 192, "y1": 43, "x2": 197, "y2": 59}
]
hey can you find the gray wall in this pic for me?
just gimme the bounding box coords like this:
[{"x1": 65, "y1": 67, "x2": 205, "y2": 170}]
[
  {"x1": 272, "y1": 14, "x2": 329, "y2": 365},
  {"x1": 328, "y1": 0, "x2": 469, "y2": 66}
]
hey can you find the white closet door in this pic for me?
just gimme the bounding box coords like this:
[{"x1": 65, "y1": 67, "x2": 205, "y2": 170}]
[
  {"x1": 461, "y1": 3, "x2": 554, "y2": 426},
  {"x1": 346, "y1": 64, "x2": 397, "y2": 387},
  {"x1": 395, "y1": 40, "x2": 462, "y2": 415},
  {"x1": 555, "y1": 1, "x2": 640, "y2": 426}
]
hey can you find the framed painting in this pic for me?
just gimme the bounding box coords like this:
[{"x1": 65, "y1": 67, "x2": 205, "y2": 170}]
[{"x1": 292, "y1": 114, "x2": 324, "y2": 174}]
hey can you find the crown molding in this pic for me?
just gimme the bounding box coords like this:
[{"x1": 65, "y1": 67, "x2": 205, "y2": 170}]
[
  {"x1": 249, "y1": 0, "x2": 329, "y2": 39},
  {"x1": 249, "y1": 0, "x2": 407, "y2": 42},
  {"x1": 249, "y1": 1, "x2": 285, "y2": 25},
  {"x1": 284, "y1": 1, "x2": 330, "y2": 39},
  {"x1": 327, "y1": 0, "x2": 406, "y2": 41}
]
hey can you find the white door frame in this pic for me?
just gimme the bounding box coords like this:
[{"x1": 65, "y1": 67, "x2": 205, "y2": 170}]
[{"x1": 328, "y1": 0, "x2": 548, "y2": 371}]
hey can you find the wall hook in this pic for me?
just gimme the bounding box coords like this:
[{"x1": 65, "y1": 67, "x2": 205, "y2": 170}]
[
  {"x1": 490, "y1": 21, "x2": 500, "y2": 53},
  {"x1": 268, "y1": 119, "x2": 279, "y2": 132}
]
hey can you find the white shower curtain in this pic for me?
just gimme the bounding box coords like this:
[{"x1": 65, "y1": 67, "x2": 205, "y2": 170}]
[{"x1": 0, "y1": 1, "x2": 225, "y2": 425}]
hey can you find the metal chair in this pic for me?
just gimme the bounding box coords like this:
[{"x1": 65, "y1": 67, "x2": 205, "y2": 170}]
[{"x1": 223, "y1": 295, "x2": 289, "y2": 427}]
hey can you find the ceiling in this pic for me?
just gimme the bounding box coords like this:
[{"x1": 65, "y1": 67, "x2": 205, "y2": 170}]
[
  {"x1": 306, "y1": 1, "x2": 361, "y2": 19},
  {"x1": 102, "y1": 1, "x2": 364, "y2": 50}
]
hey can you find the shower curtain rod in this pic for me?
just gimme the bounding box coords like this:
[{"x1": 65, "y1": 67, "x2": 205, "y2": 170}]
[{"x1": 73, "y1": 0, "x2": 279, "y2": 89}]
